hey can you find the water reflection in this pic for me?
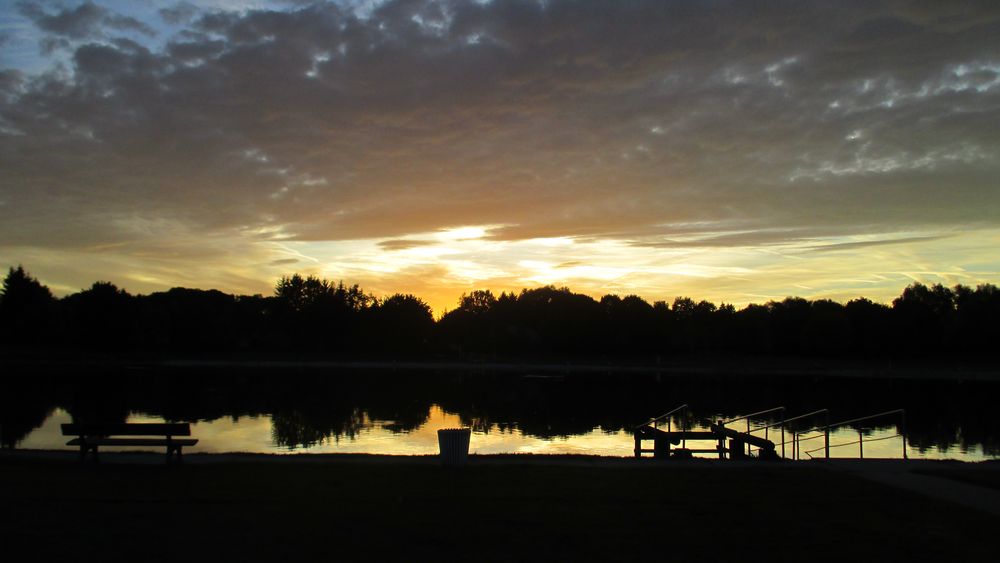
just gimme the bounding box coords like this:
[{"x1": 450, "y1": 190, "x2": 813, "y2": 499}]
[
  {"x1": 4, "y1": 366, "x2": 999, "y2": 460},
  {"x1": 15, "y1": 405, "x2": 990, "y2": 460}
]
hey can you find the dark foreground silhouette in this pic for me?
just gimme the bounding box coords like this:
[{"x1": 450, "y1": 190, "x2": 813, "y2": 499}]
[
  {"x1": 1, "y1": 457, "x2": 996, "y2": 562},
  {"x1": 2, "y1": 265, "x2": 998, "y2": 361}
]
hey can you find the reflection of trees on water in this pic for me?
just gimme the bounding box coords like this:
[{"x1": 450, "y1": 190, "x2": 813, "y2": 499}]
[
  {"x1": 1, "y1": 400, "x2": 53, "y2": 449},
  {"x1": 3, "y1": 366, "x2": 999, "y2": 455},
  {"x1": 1, "y1": 377, "x2": 61, "y2": 448},
  {"x1": 365, "y1": 398, "x2": 433, "y2": 434},
  {"x1": 271, "y1": 407, "x2": 368, "y2": 449}
]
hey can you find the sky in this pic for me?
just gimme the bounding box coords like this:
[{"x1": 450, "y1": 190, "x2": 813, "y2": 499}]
[{"x1": 1, "y1": 0, "x2": 999, "y2": 314}]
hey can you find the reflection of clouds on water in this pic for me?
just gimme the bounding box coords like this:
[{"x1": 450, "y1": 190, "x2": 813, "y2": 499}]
[{"x1": 15, "y1": 407, "x2": 993, "y2": 461}]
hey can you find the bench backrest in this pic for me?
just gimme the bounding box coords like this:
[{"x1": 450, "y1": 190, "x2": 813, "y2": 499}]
[{"x1": 61, "y1": 423, "x2": 192, "y2": 437}]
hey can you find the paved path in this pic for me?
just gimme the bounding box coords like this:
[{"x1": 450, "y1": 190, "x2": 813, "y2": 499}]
[{"x1": 827, "y1": 459, "x2": 1000, "y2": 516}]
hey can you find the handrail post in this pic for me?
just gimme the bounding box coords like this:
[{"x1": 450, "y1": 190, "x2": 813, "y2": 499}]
[
  {"x1": 781, "y1": 409, "x2": 785, "y2": 459},
  {"x1": 746, "y1": 418, "x2": 751, "y2": 457},
  {"x1": 901, "y1": 410, "x2": 908, "y2": 460},
  {"x1": 682, "y1": 415, "x2": 687, "y2": 450},
  {"x1": 858, "y1": 428, "x2": 863, "y2": 459},
  {"x1": 824, "y1": 411, "x2": 830, "y2": 460}
]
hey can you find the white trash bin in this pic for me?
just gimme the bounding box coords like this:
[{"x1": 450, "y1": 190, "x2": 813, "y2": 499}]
[{"x1": 437, "y1": 428, "x2": 471, "y2": 467}]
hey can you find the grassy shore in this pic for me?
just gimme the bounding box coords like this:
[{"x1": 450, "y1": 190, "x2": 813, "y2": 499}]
[{"x1": 1, "y1": 456, "x2": 994, "y2": 562}]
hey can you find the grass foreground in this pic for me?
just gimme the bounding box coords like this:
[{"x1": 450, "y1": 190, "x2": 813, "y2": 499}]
[{"x1": 0, "y1": 456, "x2": 993, "y2": 562}]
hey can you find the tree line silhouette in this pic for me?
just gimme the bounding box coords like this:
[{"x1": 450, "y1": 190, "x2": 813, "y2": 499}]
[{"x1": 1, "y1": 265, "x2": 998, "y2": 360}]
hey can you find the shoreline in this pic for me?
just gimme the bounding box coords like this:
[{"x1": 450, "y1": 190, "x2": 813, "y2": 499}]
[
  {"x1": 2, "y1": 447, "x2": 992, "y2": 466},
  {"x1": 4, "y1": 355, "x2": 1000, "y2": 381}
]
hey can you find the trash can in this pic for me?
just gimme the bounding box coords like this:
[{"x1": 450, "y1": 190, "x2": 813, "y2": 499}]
[{"x1": 437, "y1": 428, "x2": 471, "y2": 467}]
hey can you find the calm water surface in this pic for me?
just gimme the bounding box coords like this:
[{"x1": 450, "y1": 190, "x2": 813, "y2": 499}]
[
  {"x1": 16, "y1": 405, "x2": 993, "y2": 460},
  {"x1": 6, "y1": 367, "x2": 999, "y2": 461}
]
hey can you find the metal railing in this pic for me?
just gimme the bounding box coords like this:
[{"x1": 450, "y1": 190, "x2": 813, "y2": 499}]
[
  {"x1": 796, "y1": 409, "x2": 907, "y2": 460},
  {"x1": 726, "y1": 408, "x2": 829, "y2": 460},
  {"x1": 635, "y1": 404, "x2": 689, "y2": 432},
  {"x1": 764, "y1": 409, "x2": 830, "y2": 460},
  {"x1": 717, "y1": 406, "x2": 786, "y2": 458},
  {"x1": 634, "y1": 404, "x2": 693, "y2": 453}
]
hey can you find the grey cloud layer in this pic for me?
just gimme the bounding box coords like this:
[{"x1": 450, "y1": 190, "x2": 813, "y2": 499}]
[
  {"x1": 16, "y1": 0, "x2": 156, "y2": 51},
  {"x1": 2, "y1": 0, "x2": 999, "y2": 258}
]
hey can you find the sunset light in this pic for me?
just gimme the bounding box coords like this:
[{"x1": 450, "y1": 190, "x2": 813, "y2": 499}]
[{"x1": 1, "y1": 1, "x2": 998, "y2": 311}]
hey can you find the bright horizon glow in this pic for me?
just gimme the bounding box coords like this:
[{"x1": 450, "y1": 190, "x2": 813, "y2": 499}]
[{"x1": 7, "y1": 225, "x2": 999, "y2": 317}]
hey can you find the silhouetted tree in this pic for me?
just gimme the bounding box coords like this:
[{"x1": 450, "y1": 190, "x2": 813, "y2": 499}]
[
  {"x1": 800, "y1": 299, "x2": 850, "y2": 355},
  {"x1": 671, "y1": 297, "x2": 718, "y2": 352},
  {"x1": 603, "y1": 294, "x2": 657, "y2": 353},
  {"x1": 513, "y1": 287, "x2": 603, "y2": 355},
  {"x1": 272, "y1": 274, "x2": 374, "y2": 354},
  {"x1": 845, "y1": 298, "x2": 891, "y2": 356},
  {"x1": 0, "y1": 266, "x2": 56, "y2": 348},
  {"x1": 952, "y1": 284, "x2": 1000, "y2": 358},
  {"x1": 891, "y1": 283, "x2": 955, "y2": 355},
  {"x1": 134, "y1": 288, "x2": 242, "y2": 354},
  {"x1": 62, "y1": 281, "x2": 134, "y2": 351},
  {"x1": 367, "y1": 294, "x2": 434, "y2": 355},
  {"x1": 459, "y1": 290, "x2": 497, "y2": 315},
  {"x1": 730, "y1": 303, "x2": 769, "y2": 353}
]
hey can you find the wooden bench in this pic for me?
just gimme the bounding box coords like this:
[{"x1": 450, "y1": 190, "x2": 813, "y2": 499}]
[{"x1": 61, "y1": 423, "x2": 198, "y2": 463}]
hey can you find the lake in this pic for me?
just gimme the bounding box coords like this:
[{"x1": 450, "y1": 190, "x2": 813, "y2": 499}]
[{"x1": 4, "y1": 365, "x2": 998, "y2": 461}]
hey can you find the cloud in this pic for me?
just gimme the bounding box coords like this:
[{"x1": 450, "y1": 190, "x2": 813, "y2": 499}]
[
  {"x1": 1, "y1": 0, "x2": 999, "y2": 306},
  {"x1": 159, "y1": 2, "x2": 199, "y2": 26},
  {"x1": 17, "y1": 1, "x2": 107, "y2": 40},
  {"x1": 16, "y1": 0, "x2": 154, "y2": 47},
  {"x1": 378, "y1": 239, "x2": 436, "y2": 251},
  {"x1": 804, "y1": 235, "x2": 950, "y2": 253}
]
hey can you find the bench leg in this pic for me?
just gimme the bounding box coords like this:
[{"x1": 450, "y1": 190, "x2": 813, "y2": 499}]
[
  {"x1": 77, "y1": 444, "x2": 98, "y2": 462},
  {"x1": 165, "y1": 445, "x2": 184, "y2": 464}
]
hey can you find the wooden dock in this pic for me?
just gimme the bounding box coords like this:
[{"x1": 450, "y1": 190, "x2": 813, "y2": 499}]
[{"x1": 634, "y1": 405, "x2": 906, "y2": 461}]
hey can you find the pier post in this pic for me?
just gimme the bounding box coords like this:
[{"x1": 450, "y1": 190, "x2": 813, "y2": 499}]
[
  {"x1": 653, "y1": 435, "x2": 671, "y2": 459},
  {"x1": 730, "y1": 438, "x2": 746, "y2": 459},
  {"x1": 901, "y1": 410, "x2": 908, "y2": 460},
  {"x1": 825, "y1": 411, "x2": 830, "y2": 459},
  {"x1": 716, "y1": 419, "x2": 726, "y2": 460}
]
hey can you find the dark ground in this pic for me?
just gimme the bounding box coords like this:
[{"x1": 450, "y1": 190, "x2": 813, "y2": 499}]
[
  {"x1": 917, "y1": 465, "x2": 1000, "y2": 491},
  {"x1": 0, "y1": 455, "x2": 994, "y2": 562}
]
